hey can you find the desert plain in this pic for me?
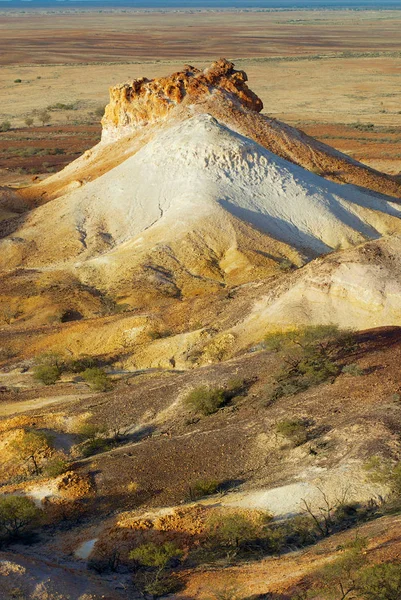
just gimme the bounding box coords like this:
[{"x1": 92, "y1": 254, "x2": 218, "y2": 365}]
[{"x1": 0, "y1": 8, "x2": 401, "y2": 186}]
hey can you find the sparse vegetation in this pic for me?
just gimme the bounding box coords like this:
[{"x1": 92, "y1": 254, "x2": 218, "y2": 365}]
[
  {"x1": 0, "y1": 120, "x2": 11, "y2": 132},
  {"x1": 10, "y1": 429, "x2": 54, "y2": 476},
  {"x1": 43, "y1": 456, "x2": 69, "y2": 478},
  {"x1": 342, "y1": 363, "x2": 364, "y2": 376},
  {"x1": 33, "y1": 364, "x2": 61, "y2": 385},
  {"x1": 37, "y1": 110, "x2": 51, "y2": 126},
  {"x1": 81, "y1": 367, "x2": 112, "y2": 392},
  {"x1": 265, "y1": 325, "x2": 357, "y2": 402},
  {"x1": 184, "y1": 379, "x2": 249, "y2": 416},
  {"x1": 80, "y1": 437, "x2": 112, "y2": 458},
  {"x1": 94, "y1": 105, "x2": 106, "y2": 118},
  {"x1": 359, "y1": 562, "x2": 401, "y2": 599},
  {"x1": 188, "y1": 478, "x2": 221, "y2": 500},
  {"x1": 205, "y1": 510, "x2": 273, "y2": 559},
  {"x1": 313, "y1": 537, "x2": 368, "y2": 599},
  {"x1": 32, "y1": 352, "x2": 63, "y2": 385},
  {"x1": 47, "y1": 102, "x2": 78, "y2": 111},
  {"x1": 364, "y1": 456, "x2": 401, "y2": 503},
  {"x1": 148, "y1": 328, "x2": 173, "y2": 340},
  {"x1": 77, "y1": 420, "x2": 114, "y2": 457},
  {"x1": 301, "y1": 488, "x2": 378, "y2": 538},
  {"x1": 276, "y1": 418, "x2": 310, "y2": 446},
  {"x1": 130, "y1": 541, "x2": 183, "y2": 597},
  {"x1": 185, "y1": 385, "x2": 225, "y2": 416},
  {"x1": 0, "y1": 495, "x2": 39, "y2": 542}
]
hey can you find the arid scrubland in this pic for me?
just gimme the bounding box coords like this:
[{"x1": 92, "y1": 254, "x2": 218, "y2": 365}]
[{"x1": 0, "y1": 8, "x2": 401, "y2": 600}]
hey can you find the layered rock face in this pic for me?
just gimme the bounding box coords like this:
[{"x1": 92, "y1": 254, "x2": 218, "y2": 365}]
[{"x1": 101, "y1": 58, "x2": 263, "y2": 141}]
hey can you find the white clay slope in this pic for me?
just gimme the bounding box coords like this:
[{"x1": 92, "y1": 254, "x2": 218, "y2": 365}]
[{"x1": 3, "y1": 114, "x2": 401, "y2": 269}]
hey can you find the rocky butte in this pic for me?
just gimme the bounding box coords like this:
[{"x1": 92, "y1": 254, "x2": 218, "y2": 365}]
[
  {"x1": 1, "y1": 58, "x2": 401, "y2": 365},
  {"x1": 2, "y1": 59, "x2": 401, "y2": 599}
]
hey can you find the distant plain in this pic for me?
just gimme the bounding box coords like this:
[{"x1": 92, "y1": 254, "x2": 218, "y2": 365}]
[{"x1": 0, "y1": 8, "x2": 400, "y2": 184}]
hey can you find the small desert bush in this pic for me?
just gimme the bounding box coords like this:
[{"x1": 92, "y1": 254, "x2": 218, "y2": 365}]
[
  {"x1": 65, "y1": 355, "x2": 97, "y2": 373},
  {"x1": 185, "y1": 379, "x2": 249, "y2": 417},
  {"x1": 359, "y1": 562, "x2": 401, "y2": 600},
  {"x1": 276, "y1": 418, "x2": 310, "y2": 446},
  {"x1": 33, "y1": 364, "x2": 60, "y2": 385},
  {"x1": 310, "y1": 165, "x2": 325, "y2": 176},
  {"x1": 81, "y1": 437, "x2": 112, "y2": 458},
  {"x1": 94, "y1": 105, "x2": 106, "y2": 118},
  {"x1": 10, "y1": 429, "x2": 54, "y2": 476},
  {"x1": 43, "y1": 456, "x2": 69, "y2": 478},
  {"x1": 278, "y1": 258, "x2": 295, "y2": 272},
  {"x1": 265, "y1": 325, "x2": 357, "y2": 401},
  {"x1": 184, "y1": 386, "x2": 225, "y2": 416},
  {"x1": 0, "y1": 121, "x2": 11, "y2": 132},
  {"x1": 205, "y1": 510, "x2": 273, "y2": 559},
  {"x1": 342, "y1": 363, "x2": 364, "y2": 376},
  {"x1": 47, "y1": 102, "x2": 78, "y2": 111},
  {"x1": 81, "y1": 367, "x2": 112, "y2": 392},
  {"x1": 77, "y1": 421, "x2": 106, "y2": 440},
  {"x1": 130, "y1": 541, "x2": 183, "y2": 597},
  {"x1": 32, "y1": 352, "x2": 64, "y2": 385},
  {"x1": 0, "y1": 495, "x2": 39, "y2": 542},
  {"x1": 188, "y1": 479, "x2": 221, "y2": 500},
  {"x1": 148, "y1": 328, "x2": 172, "y2": 340}
]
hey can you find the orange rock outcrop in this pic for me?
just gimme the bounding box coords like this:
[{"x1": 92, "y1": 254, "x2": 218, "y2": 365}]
[{"x1": 102, "y1": 58, "x2": 263, "y2": 140}]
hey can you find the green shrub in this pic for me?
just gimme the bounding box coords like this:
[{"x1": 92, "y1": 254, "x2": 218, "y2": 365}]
[
  {"x1": 184, "y1": 385, "x2": 225, "y2": 416},
  {"x1": 37, "y1": 110, "x2": 51, "y2": 126},
  {"x1": 265, "y1": 325, "x2": 357, "y2": 401},
  {"x1": 130, "y1": 541, "x2": 183, "y2": 569},
  {"x1": 310, "y1": 166, "x2": 325, "y2": 176},
  {"x1": 81, "y1": 367, "x2": 112, "y2": 392},
  {"x1": 276, "y1": 419, "x2": 309, "y2": 446},
  {"x1": 278, "y1": 515, "x2": 319, "y2": 547},
  {"x1": 10, "y1": 430, "x2": 53, "y2": 476},
  {"x1": 188, "y1": 479, "x2": 221, "y2": 500},
  {"x1": 32, "y1": 351, "x2": 65, "y2": 384},
  {"x1": 43, "y1": 456, "x2": 69, "y2": 478},
  {"x1": 130, "y1": 542, "x2": 183, "y2": 597},
  {"x1": 77, "y1": 422, "x2": 105, "y2": 440},
  {"x1": 148, "y1": 328, "x2": 172, "y2": 340},
  {"x1": 81, "y1": 438, "x2": 112, "y2": 458},
  {"x1": 66, "y1": 356, "x2": 97, "y2": 373},
  {"x1": 205, "y1": 511, "x2": 272, "y2": 558},
  {"x1": 33, "y1": 364, "x2": 60, "y2": 385},
  {"x1": 342, "y1": 363, "x2": 364, "y2": 376},
  {"x1": 359, "y1": 562, "x2": 401, "y2": 600},
  {"x1": 0, "y1": 121, "x2": 11, "y2": 132},
  {"x1": 313, "y1": 538, "x2": 367, "y2": 598},
  {"x1": 0, "y1": 495, "x2": 39, "y2": 540},
  {"x1": 143, "y1": 575, "x2": 181, "y2": 597},
  {"x1": 14, "y1": 79, "x2": 22, "y2": 83},
  {"x1": 47, "y1": 102, "x2": 78, "y2": 111}
]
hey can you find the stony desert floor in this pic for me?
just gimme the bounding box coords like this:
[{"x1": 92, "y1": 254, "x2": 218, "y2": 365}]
[{"x1": 0, "y1": 9, "x2": 400, "y2": 185}]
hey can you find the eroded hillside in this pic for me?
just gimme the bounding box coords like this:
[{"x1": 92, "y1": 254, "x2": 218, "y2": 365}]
[{"x1": 2, "y1": 59, "x2": 401, "y2": 599}]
